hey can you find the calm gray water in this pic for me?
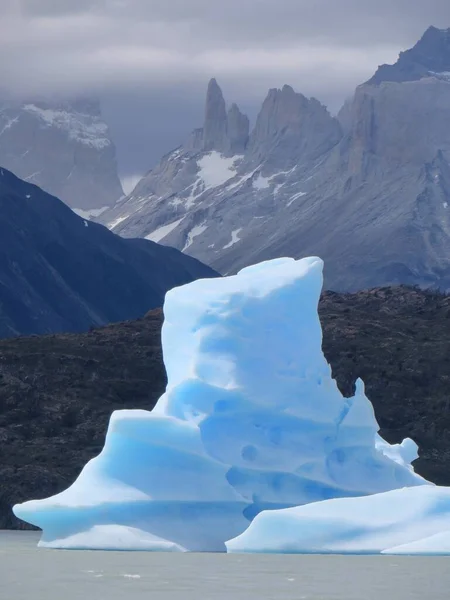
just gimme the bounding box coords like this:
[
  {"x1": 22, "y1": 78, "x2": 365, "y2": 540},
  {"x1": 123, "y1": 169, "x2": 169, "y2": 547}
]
[{"x1": 1, "y1": 531, "x2": 450, "y2": 600}]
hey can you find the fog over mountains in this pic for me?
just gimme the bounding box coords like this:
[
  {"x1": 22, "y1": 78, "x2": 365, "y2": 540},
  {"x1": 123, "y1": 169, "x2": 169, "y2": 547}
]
[{"x1": 0, "y1": 98, "x2": 123, "y2": 214}]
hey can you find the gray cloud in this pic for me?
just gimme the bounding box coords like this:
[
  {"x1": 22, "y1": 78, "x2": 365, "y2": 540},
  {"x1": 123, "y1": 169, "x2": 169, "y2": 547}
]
[{"x1": 1, "y1": 0, "x2": 450, "y2": 177}]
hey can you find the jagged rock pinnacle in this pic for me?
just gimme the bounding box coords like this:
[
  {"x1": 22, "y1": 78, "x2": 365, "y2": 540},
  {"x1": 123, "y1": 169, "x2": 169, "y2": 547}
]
[
  {"x1": 203, "y1": 78, "x2": 227, "y2": 152},
  {"x1": 202, "y1": 79, "x2": 249, "y2": 154},
  {"x1": 226, "y1": 103, "x2": 249, "y2": 154}
]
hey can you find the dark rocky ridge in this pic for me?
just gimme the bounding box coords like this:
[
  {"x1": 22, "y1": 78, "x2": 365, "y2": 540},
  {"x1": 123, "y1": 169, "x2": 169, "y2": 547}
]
[
  {"x1": 0, "y1": 166, "x2": 217, "y2": 338},
  {"x1": 2, "y1": 286, "x2": 450, "y2": 529},
  {"x1": 368, "y1": 26, "x2": 450, "y2": 85}
]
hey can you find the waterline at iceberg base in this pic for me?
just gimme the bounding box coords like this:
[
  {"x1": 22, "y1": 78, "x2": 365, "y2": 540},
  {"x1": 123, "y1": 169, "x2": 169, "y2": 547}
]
[{"x1": 13, "y1": 257, "x2": 450, "y2": 554}]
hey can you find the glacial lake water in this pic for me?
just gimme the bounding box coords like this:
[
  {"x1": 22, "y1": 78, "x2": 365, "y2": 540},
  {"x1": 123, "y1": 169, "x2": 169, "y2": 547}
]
[{"x1": 1, "y1": 531, "x2": 450, "y2": 600}]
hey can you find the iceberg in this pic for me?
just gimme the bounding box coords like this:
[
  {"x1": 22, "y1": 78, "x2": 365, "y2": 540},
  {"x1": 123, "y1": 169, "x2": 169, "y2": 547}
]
[
  {"x1": 226, "y1": 486, "x2": 450, "y2": 555},
  {"x1": 13, "y1": 257, "x2": 427, "y2": 551}
]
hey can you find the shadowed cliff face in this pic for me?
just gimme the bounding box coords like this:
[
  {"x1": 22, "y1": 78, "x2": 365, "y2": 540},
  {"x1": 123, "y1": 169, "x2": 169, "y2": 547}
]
[
  {"x1": 2, "y1": 286, "x2": 450, "y2": 529},
  {"x1": 0, "y1": 167, "x2": 218, "y2": 339},
  {"x1": 367, "y1": 26, "x2": 450, "y2": 85}
]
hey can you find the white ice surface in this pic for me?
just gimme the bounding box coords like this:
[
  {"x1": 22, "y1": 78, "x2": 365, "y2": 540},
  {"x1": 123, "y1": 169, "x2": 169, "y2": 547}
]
[
  {"x1": 385, "y1": 531, "x2": 450, "y2": 555},
  {"x1": 39, "y1": 525, "x2": 187, "y2": 552},
  {"x1": 226, "y1": 486, "x2": 450, "y2": 555}
]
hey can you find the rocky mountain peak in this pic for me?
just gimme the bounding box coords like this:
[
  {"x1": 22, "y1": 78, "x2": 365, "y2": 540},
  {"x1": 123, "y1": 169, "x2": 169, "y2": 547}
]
[
  {"x1": 368, "y1": 25, "x2": 450, "y2": 85},
  {"x1": 248, "y1": 85, "x2": 342, "y2": 166},
  {"x1": 203, "y1": 78, "x2": 228, "y2": 151},
  {"x1": 98, "y1": 27, "x2": 450, "y2": 295},
  {"x1": 202, "y1": 78, "x2": 249, "y2": 155}
]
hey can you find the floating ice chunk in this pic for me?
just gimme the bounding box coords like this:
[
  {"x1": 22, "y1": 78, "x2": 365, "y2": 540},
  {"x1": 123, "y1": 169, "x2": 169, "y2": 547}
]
[
  {"x1": 375, "y1": 434, "x2": 419, "y2": 469},
  {"x1": 39, "y1": 525, "x2": 188, "y2": 552},
  {"x1": 226, "y1": 485, "x2": 450, "y2": 555},
  {"x1": 13, "y1": 257, "x2": 426, "y2": 551},
  {"x1": 384, "y1": 531, "x2": 450, "y2": 555}
]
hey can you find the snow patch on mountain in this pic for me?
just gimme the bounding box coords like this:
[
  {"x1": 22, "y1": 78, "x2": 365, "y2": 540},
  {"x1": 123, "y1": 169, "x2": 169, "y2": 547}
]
[
  {"x1": 429, "y1": 71, "x2": 450, "y2": 82},
  {"x1": 109, "y1": 215, "x2": 128, "y2": 230},
  {"x1": 197, "y1": 152, "x2": 242, "y2": 189},
  {"x1": 146, "y1": 218, "x2": 185, "y2": 243},
  {"x1": 253, "y1": 173, "x2": 271, "y2": 190},
  {"x1": 223, "y1": 228, "x2": 243, "y2": 249},
  {"x1": 252, "y1": 168, "x2": 298, "y2": 193},
  {"x1": 0, "y1": 98, "x2": 123, "y2": 211},
  {"x1": 0, "y1": 116, "x2": 19, "y2": 137},
  {"x1": 287, "y1": 191, "x2": 307, "y2": 207},
  {"x1": 23, "y1": 104, "x2": 111, "y2": 149},
  {"x1": 183, "y1": 222, "x2": 208, "y2": 251},
  {"x1": 73, "y1": 206, "x2": 109, "y2": 220}
]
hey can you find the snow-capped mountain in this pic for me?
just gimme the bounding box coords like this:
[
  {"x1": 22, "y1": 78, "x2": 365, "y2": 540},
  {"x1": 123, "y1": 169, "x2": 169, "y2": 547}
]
[
  {"x1": 0, "y1": 98, "x2": 123, "y2": 213},
  {"x1": 100, "y1": 26, "x2": 450, "y2": 291},
  {"x1": 101, "y1": 79, "x2": 341, "y2": 255}
]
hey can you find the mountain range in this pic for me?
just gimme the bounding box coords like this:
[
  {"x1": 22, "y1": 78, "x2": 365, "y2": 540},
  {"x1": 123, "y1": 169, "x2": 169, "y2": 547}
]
[
  {"x1": 0, "y1": 167, "x2": 217, "y2": 338},
  {"x1": 0, "y1": 97, "x2": 123, "y2": 214},
  {"x1": 100, "y1": 26, "x2": 450, "y2": 291}
]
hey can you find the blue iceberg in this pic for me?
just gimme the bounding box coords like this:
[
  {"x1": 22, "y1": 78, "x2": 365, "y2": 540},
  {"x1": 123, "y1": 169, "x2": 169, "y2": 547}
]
[
  {"x1": 226, "y1": 485, "x2": 450, "y2": 555},
  {"x1": 13, "y1": 257, "x2": 428, "y2": 551}
]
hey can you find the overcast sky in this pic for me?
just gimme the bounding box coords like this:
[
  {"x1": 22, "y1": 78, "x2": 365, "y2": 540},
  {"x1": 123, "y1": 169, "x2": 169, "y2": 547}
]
[{"x1": 1, "y1": 0, "x2": 450, "y2": 189}]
